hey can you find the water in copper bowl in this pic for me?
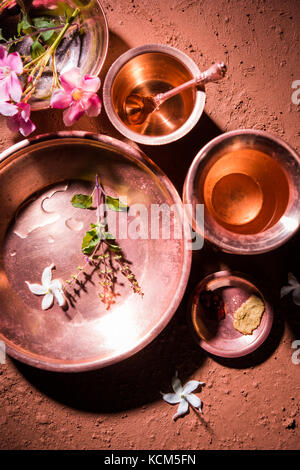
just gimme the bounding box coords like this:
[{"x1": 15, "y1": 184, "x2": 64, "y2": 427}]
[
  {"x1": 103, "y1": 44, "x2": 206, "y2": 145},
  {"x1": 183, "y1": 129, "x2": 300, "y2": 254}
]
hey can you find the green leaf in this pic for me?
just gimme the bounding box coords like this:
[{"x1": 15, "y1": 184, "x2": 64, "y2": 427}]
[
  {"x1": 102, "y1": 231, "x2": 114, "y2": 240},
  {"x1": 30, "y1": 40, "x2": 45, "y2": 59},
  {"x1": 0, "y1": 29, "x2": 4, "y2": 42},
  {"x1": 91, "y1": 222, "x2": 105, "y2": 229},
  {"x1": 105, "y1": 195, "x2": 128, "y2": 212},
  {"x1": 17, "y1": 14, "x2": 31, "y2": 35},
  {"x1": 106, "y1": 243, "x2": 122, "y2": 253},
  {"x1": 82, "y1": 229, "x2": 100, "y2": 255},
  {"x1": 101, "y1": 232, "x2": 122, "y2": 252},
  {"x1": 71, "y1": 194, "x2": 93, "y2": 209},
  {"x1": 33, "y1": 17, "x2": 56, "y2": 41}
]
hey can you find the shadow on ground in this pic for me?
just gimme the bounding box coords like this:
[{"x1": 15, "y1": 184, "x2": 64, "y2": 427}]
[
  {"x1": 13, "y1": 301, "x2": 205, "y2": 413},
  {"x1": 13, "y1": 111, "x2": 222, "y2": 413},
  {"x1": 13, "y1": 96, "x2": 295, "y2": 413}
]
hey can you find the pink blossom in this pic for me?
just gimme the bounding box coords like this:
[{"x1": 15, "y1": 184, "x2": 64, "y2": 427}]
[
  {"x1": 0, "y1": 45, "x2": 23, "y2": 103},
  {"x1": 7, "y1": 1, "x2": 17, "y2": 8},
  {"x1": 0, "y1": 102, "x2": 36, "y2": 137},
  {"x1": 32, "y1": 0, "x2": 58, "y2": 8},
  {"x1": 50, "y1": 67, "x2": 101, "y2": 126}
]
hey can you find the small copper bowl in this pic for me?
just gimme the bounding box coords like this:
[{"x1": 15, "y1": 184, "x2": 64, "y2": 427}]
[
  {"x1": 103, "y1": 44, "x2": 206, "y2": 145},
  {"x1": 188, "y1": 270, "x2": 273, "y2": 358},
  {"x1": 183, "y1": 129, "x2": 300, "y2": 254}
]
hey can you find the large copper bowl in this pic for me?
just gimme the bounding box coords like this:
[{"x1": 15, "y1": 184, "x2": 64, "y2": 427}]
[
  {"x1": 183, "y1": 129, "x2": 300, "y2": 254},
  {"x1": 0, "y1": 132, "x2": 191, "y2": 371}
]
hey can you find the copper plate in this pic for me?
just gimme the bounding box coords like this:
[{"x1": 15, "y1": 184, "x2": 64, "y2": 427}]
[{"x1": 0, "y1": 132, "x2": 191, "y2": 372}]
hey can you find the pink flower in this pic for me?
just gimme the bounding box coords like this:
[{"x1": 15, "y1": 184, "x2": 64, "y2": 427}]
[
  {"x1": 32, "y1": 0, "x2": 57, "y2": 8},
  {"x1": 0, "y1": 45, "x2": 23, "y2": 103},
  {"x1": 50, "y1": 67, "x2": 101, "y2": 126},
  {"x1": 0, "y1": 102, "x2": 36, "y2": 137},
  {"x1": 7, "y1": 1, "x2": 17, "y2": 8}
]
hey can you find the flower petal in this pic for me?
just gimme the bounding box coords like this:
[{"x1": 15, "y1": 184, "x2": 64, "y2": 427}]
[
  {"x1": 0, "y1": 45, "x2": 8, "y2": 64},
  {"x1": 81, "y1": 75, "x2": 100, "y2": 93},
  {"x1": 18, "y1": 116, "x2": 36, "y2": 137},
  {"x1": 162, "y1": 393, "x2": 181, "y2": 405},
  {"x1": 0, "y1": 79, "x2": 10, "y2": 102},
  {"x1": 60, "y1": 67, "x2": 82, "y2": 92},
  {"x1": 25, "y1": 281, "x2": 47, "y2": 295},
  {"x1": 84, "y1": 93, "x2": 101, "y2": 117},
  {"x1": 6, "y1": 115, "x2": 20, "y2": 133},
  {"x1": 6, "y1": 52, "x2": 23, "y2": 75},
  {"x1": 51, "y1": 280, "x2": 65, "y2": 307},
  {"x1": 42, "y1": 265, "x2": 53, "y2": 287},
  {"x1": 9, "y1": 72, "x2": 23, "y2": 102},
  {"x1": 172, "y1": 399, "x2": 189, "y2": 420},
  {"x1": 7, "y1": 114, "x2": 23, "y2": 133},
  {"x1": 19, "y1": 102, "x2": 30, "y2": 121},
  {"x1": 183, "y1": 380, "x2": 204, "y2": 394},
  {"x1": 42, "y1": 292, "x2": 54, "y2": 310},
  {"x1": 0, "y1": 102, "x2": 18, "y2": 117},
  {"x1": 50, "y1": 89, "x2": 73, "y2": 109},
  {"x1": 280, "y1": 285, "x2": 295, "y2": 298},
  {"x1": 172, "y1": 374, "x2": 183, "y2": 394},
  {"x1": 292, "y1": 288, "x2": 300, "y2": 306},
  {"x1": 186, "y1": 393, "x2": 202, "y2": 410},
  {"x1": 63, "y1": 102, "x2": 84, "y2": 126}
]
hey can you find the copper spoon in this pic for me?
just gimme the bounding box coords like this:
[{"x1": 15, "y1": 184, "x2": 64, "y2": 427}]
[{"x1": 123, "y1": 62, "x2": 227, "y2": 125}]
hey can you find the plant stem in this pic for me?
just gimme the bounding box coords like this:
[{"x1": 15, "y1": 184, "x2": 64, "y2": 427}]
[
  {"x1": 95, "y1": 175, "x2": 102, "y2": 224},
  {"x1": 5, "y1": 24, "x2": 79, "y2": 47},
  {"x1": 23, "y1": 7, "x2": 79, "y2": 71},
  {"x1": 22, "y1": 7, "x2": 80, "y2": 101}
]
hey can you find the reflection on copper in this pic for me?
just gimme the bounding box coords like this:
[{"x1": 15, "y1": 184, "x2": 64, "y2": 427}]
[
  {"x1": 0, "y1": 132, "x2": 191, "y2": 372},
  {"x1": 183, "y1": 129, "x2": 300, "y2": 254},
  {"x1": 112, "y1": 52, "x2": 195, "y2": 137},
  {"x1": 202, "y1": 148, "x2": 289, "y2": 234},
  {"x1": 103, "y1": 44, "x2": 206, "y2": 145}
]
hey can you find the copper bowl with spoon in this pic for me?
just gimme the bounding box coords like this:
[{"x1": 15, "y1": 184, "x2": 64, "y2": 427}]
[{"x1": 103, "y1": 44, "x2": 226, "y2": 145}]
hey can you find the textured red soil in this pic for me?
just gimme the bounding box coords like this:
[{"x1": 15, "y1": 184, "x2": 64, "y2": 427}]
[{"x1": 0, "y1": 0, "x2": 300, "y2": 450}]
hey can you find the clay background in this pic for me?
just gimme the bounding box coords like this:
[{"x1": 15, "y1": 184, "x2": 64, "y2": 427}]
[{"x1": 0, "y1": 0, "x2": 300, "y2": 450}]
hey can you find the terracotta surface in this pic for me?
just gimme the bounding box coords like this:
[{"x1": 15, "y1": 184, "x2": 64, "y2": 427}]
[{"x1": 0, "y1": 0, "x2": 300, "y2": 451}]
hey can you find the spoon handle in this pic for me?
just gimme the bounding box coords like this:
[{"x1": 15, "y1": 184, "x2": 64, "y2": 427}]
[
  {"x1": 196, "y1": 62, "x2": 227, "y2": 85},
  {"x1": 154, "y1": 62, "x2": 227, "y2": 108}
]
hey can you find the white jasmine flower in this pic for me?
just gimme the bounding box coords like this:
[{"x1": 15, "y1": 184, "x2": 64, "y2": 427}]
[
  {"x1": 280, "y1": 273, "x2": 300, "y2": 306},
  {"x1": 25, "y1": 263, "x2": 65, "y2": 310},
  {"x1": 162, "y1": 372, "x2": 205, "y2": 420}
]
